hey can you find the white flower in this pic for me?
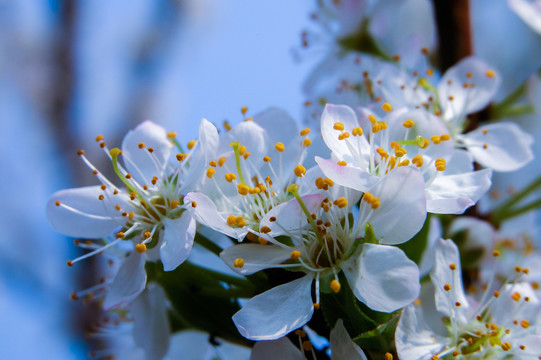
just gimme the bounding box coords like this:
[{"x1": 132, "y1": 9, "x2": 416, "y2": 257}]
[
  {"x1": 250, "y1": 319, "x2": 367, "y2": 360},
  {"x1": 396, "y1": 238, "x2": 541, "y2": 359},
  {"x1": 221, "y1": 167, "x2": 425, "y2": 340},
  {"x1": 509, "y1": 0, "x2": 541, "y2": 34},
  {"x1": 47, "y1": 120, "x2": 224, "y2": 307},
  {"x1": 316, "y1": 103, "x2": 492, "y2": 214}
]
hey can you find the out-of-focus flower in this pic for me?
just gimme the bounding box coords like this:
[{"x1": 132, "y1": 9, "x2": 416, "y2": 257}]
[
  {"x1": 315, "y1": 103, "x2": 492, "y2": 214},
  {"x1": 396, "y1": 238, "x2": 541, "y2": 359},
  {"x1": 222, "y1": 167, "x2": 425, "y2": 340},
  {"x1": 509, "y1": 0, "x2": 541, "y2": 34}
]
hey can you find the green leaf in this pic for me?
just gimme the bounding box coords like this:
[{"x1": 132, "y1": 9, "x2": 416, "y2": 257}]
[
  {"x1": 397, "y1": 214, "x2": 431, "y2": 265},
  {"x1": 352, "y1": 313, "x2": 400, "y2": 353}
]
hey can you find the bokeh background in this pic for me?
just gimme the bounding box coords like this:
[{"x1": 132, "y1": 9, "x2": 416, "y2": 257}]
[{"x1": 2, "y1": 0, "x2": 541, "y2": 358}]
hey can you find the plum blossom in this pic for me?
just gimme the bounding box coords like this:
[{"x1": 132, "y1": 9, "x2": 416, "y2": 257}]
[
  {"x1": 316, "y1": 103, "x2": 492, "y2": 214},
  {"x1": 221, "y1": 166, "x2": 425, "y2": 340},
  {"x1": 396, "y1": 238, "x2": 541, "y2": 359}
]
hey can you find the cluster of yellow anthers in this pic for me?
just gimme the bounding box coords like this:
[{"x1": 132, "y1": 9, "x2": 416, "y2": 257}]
[
  {"x1": 315, "y1": 176, "x2": 334, "y2": 190},
  {"x1": 362, "y1": 192, "x2": 380, "y2": 209}
]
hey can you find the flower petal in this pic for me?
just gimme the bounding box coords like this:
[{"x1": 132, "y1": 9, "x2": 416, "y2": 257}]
[
  {"x1": 121, "y1": 121, "x2": 173, "y2": 184},
  {"x1": 160, "y1": 212, "x2": 196, "y2": 271},
  {"x1": 260, "y1": 194, "x2": 324, "y2": 236},
  {"x1": 361, "y1": 166, "x2": 426, "y2": 245},
  {"x1": 342, "y1": 243, "x2": 420, "y2": 312},
  {"x1": 250, "y1": 338, "x2": 303, "y2": 360},
  {"x1": 130, "y1": 284, "x2": 170, "y2": 360},
  {"x1": 47, "y1": 185, "x2": 130, "y2": 238},
  {"x1": 425, "y1": 168, "x2": 492, "y2": 214},
  {"x1": 315, "y1": 156, "x2": 378, "y2": 192},
  {"x1": 220, "y1": 243, "x2": 292, "y2": 275},
  {"x1": 233, "y1": 275, "x2": 314, "y2": 340},
  {"x1": 330, "y1": 319, "x2": 368, "y2": 360},
  {"x1": 438, "y1": 57, "x2": 501, "y2": 121},
  {"x1": 184, "y1": 192, "x2": 237, "y2": 238},
  {"x1": 103, "y1": 251, "x2": 146, "y2": 310},
  {"x1": 460, "y1": 122, "x2": 534, "y2": 172},
  {"x1": 430, "y1": 239, "x2": 469, "y2": 322},
  {"x1": 509, "y1": 0, "x2": 541, "y2": 34}
]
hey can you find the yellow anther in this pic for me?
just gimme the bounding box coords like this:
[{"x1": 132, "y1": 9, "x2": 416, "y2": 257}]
[
  {"x1": 176, "y1": 153, "x2": 187, "y2": 161},
  {"x1": 493, "y1": 250, "x2": 501, "y2": 257},
  {"x1": 167, "y1": 131, "x2": 177, "y2": 138},
  {"x1": 376, "y1": 147, "x2": 389, "y2": 160},
  {"x1": 218, "y1": 157, "x2": 226, "y2": 167},
  {"x1": 338, "y1": 132, "x2": 350, "y2": 140},
  {"x1": 333, "y1": 197, "x2": 348, "y2": 208},
  {"x1": 300, "y1": 128, "x2": 311, "y2": 136},
  {"x1": 382, "y1": 102, "x2": 392, "y2": 112},
  {"x1": 313, "y1": 303, "x2": 320, "y2": 310},
  {"x1": 294, "y1": 164, "x2": 306, "y2": 177},
  {"x1": 225, "y1": 173, "x2": 237, "y2": 183},
  {"x1": 109, "y1": 148, "x2": 122, "y2": 157},
  {"x1": 206, "y1": 168, "x2": 216, "y2": 178},
  {"x1": 209, "y1": 160, "x2": 217, "y2": 167},
  {"x1": 77, "y1": 149, "x2": 85, "y2": 156},
  {"x1": 187, "y1": 140, "x2": 197, "y2": 150},
  {"x1": 466, "y1": 72, "x2": 474, "y2": 78},
  {"x1": 452, "y1": 350, "x2": 459, "y2": 357},
  {"x1": 394, "y1": 147, "x2": 407, "y2": 157},
  {"x1": 448, "y1": 96, "x2": 454, "y2": 101},
  {"x1": 440, "y1": 134, "x2": 451, "y2": 141},
  {"x1": 100, "y1": 184, "x2": 106, "y2": 191},
  {"x1": 455, "y1": 301, "x2": 461, "y2": 307},
  {"x1": 237, "y1": 183, "x2": 249, "y2": 195},
  {"x1": 521, "y1": 320, "x2": 530, "y2": 328},
  {"x1": 170, "y1": 200, "x2": 180, "y2": 209},
  {"x1": 55, "y1": 200, "x2": 61, "y2": 206},
  {"x1": 227, "y1": 215, "x2": 237, "y2": 226},
  {"x1": 398, "y1": 159, "x2": 410, "y2": 167},
  {"x1": 260, "y1": 226, "x2": 271, "y2": 234},
  {"x1": 116, "y1": 232, "x2": 125, "y2": 239},
  {"x1": 238, "y1": 145, "x2": 246, "y2": 156},
  {"x1": 444, "y1": 283, "x2": 452, "y2": 291},
  {"x1": 449, "y1": 264, "x2": 457, "y2": 270},
  {"x1": 512, "y1": 292, "x2": 521, "y2": 301},
  {"x1": 403, "y1": 119, "x2": 415, "y2": 128},
  {"x1": 486, "y1": 70, "x2": 496, "y2": 78},
  {"x1": 352, "y1": 127, "x2": 363, "y2": 136},
  {"x1": 191, "y1": 201, "x2": 197, "y2": 208},
  {"x1": 426, "y1": 68, "x2": 434, "y2": 76},
  {"x1": 494, "y1": 291, "x2": 500, "y2": 298},
  {"x1": 95, "y1": 135, "x2": 104, "y2": 142},
  {"x1": 67, "y1": 260, "x2": 74, "y2": 267},
  {"x1": 243, "y1": 152, "x2": 251, "y2": 159},
  {"x1": 258, "y1": 237, "x2": 268, "y2": 245},
  {"x1": 417, "y1": 137, "x2": 430, "y2": 149},
  {"x1": 235, "y1": 216, "x2": 246, "y2": 227},
  {"x1": 323, "y1": 178, "x2": 333, "y2": 187},
  {"x1": 290, "y1": 250, "x2": 301, "y2": 260},
  {"x1": 135, "y1": 243, "x2": 147, "y2": 253},
  {"x1": 435, "y1": 158, "x2": 446, "y2": 171},
  {"x1": 385, "y1": 353, "x2": 393, "y2": 360},
  {"x1": 224, "y1": 121, "x2": 232, "y2": 131},
  {"x1": 337, "y1": 160, "x2": 347, "y2": 166},
  {"x1": 368, "y1": 114, "x2": 377, "y2": 124},
  {"x1": 515, "y1": 266, "x2": 523, "y2": 273},
  {"x1": 333, "y1": 122, "x2": 345, "y2": 131},
  {"x1": 501, "y1": 342, "x2": 512, "y2": 351},
  {"x1": 431, "y1": 356, "x2": 439, "y2": 360},
  {"x1": 431, "y1": 135, "x2": 441, "y2": 145},
  {"x1": 263, "y1": 155, "x2": 271, "y2": 162},
  {"x1": 303, "y1": 138, "x2": 312, "y2": 147},
  {"x1": 412, "y1": 155, "x2": 423, "y2": 167},
  {"x1": 371, "y1": 198, "x2": 380, "y2": 209},
  {"x1": 144, "y1": 231, "x2": 152, "y2": 239},
  {"x1": 330, "y1": 279, "x2": 341, "y2": 293},
  {"x1": 241, "y1": 106, "x2": 248, "y2": 115},
  {"x1": 275, "y1": 142, "x2": 285, "y2": 152},
  {"x1": 233, "y1": 258, "x2": 245, "y2": 268}
]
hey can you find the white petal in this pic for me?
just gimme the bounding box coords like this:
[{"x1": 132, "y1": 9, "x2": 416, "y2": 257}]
[
  {"x1": 184, "y1": 192, "x2": 237, "y2": 238},
  {"x1": 509, "y1": 0, "x2": 541, "y2": 34},
  {"x1": 321, "y1": 104, "x2": 370, "y2": 164},
  {"x1": 103, "y1": 251, "x2": 146, "y2": 309},
  {"x1": 315, "y1": 156, "x2": 378, "y2": 192},
  {"x1": 342, "y1": 244, "x2": 420, "y2": 312},
  {"x1": 121, "y1": 121, "x2": 173, "y2": 184},
  {"x1": 362, "y1": 166, "x2": 426, "y2": 245},
  {"x1": 254, "y1": 107, "x2": 298, "y2": 148},
  {"x1": 47, "y1": 186, "x2": 130, "y2": 238},
  {"x1": 250, "y1": 338, "x2": 303, "y2": 360},
  {"x1": 449, "y1": 217, "x2": 496, "y2": 248},
  {"x1": 220, "y1": 244, "x2": 292, "y2": 275},
  {"x1": 160, "y1": 212, "x2": 196, "y2": 271},
  {"x1": 330, "y1": 319, "x2": 368, "y2": 360},
  {"x1": 395, "y1": 305, "x2": 448, "y2": 360},
  {"x1": 260, "y1": 194, "x2": 324, "y2": 236},
  {"x1": 130, "y1": 284, "x2": 170, "y2": 360},
  {"x1": 430, "y1": 239, "x2": 469, "y2": 322},
  {"x1": 461, "y1": 122, "x2": 534, "y2": 171},
  {"x1": 425, "y1": 169, "x2": 492, "y2": 214},
  {"x1": 233, "y1": 275, "x2": 315, "y2": 340},
  {"x1": 438, "y1": 57, "x2": 501, "y2": 121},
  {"x1": 218, "y1": 121, "x2": 268, "y2": 163}
]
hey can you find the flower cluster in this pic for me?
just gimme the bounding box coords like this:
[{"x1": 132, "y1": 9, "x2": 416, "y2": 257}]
[{"x1": 46, "y1": 1, "x2": 541, "y2": 359}]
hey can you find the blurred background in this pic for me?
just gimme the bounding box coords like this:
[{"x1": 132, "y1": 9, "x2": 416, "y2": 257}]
[{"x1": 2, "y1": 0, "x2": 541, "y2": 358}]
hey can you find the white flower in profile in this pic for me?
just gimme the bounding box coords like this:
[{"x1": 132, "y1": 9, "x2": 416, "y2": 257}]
[
  {"x1": 193, "y1": 108, "x2": 316, "y2": 241},
  {"x1": 47, "y1": 120, "x2": 229, "y2": 308},
  {"x1": 316, "y1": 103, "x2": 492, "y2": 214},
  {"x1": 396, "y1": 238, "x2": 541, "y2": 359},
  {"x1": 221, "y1": 166, "x2": 425, "y2": 340},
  {"x1": 250, "y1": 319, "x2": 368, "y2": 360}
]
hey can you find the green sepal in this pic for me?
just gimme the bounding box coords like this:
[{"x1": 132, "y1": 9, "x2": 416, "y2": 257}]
[{"x1": 363, "y1": 222, "x2": 378, "y2": 245}]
